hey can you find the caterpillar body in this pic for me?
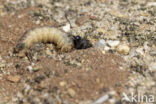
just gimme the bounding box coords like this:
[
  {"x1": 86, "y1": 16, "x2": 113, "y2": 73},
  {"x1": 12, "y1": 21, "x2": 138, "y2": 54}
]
[
  {"x1": 14, "y1": 26, "x2": 92, "y2": 53},
  {"x1": 14, "y1": 26, "x2": 74, "y2": 53}
]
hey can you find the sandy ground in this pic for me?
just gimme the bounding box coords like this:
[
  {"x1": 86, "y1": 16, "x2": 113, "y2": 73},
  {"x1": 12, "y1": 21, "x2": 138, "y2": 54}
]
[{"x1": 0, "y1": 0, "x2": 155, "y2": 104}]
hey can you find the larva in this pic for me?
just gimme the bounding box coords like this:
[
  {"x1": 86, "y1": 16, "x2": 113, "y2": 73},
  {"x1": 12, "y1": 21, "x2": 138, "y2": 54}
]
[{"x1": 14, "y1": 26, "x2": 74, "y2": 53}]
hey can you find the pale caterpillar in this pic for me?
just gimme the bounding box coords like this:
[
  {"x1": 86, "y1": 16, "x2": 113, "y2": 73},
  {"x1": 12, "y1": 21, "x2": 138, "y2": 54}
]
[{"x1": 14, "y1": 26, "x2": 92, "y2": 53}]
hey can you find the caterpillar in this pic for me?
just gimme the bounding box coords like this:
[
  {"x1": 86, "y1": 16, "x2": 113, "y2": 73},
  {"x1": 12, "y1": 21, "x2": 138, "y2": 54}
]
[{"x1": 14, "y1": 26, "x2": 92, "y2": 53}]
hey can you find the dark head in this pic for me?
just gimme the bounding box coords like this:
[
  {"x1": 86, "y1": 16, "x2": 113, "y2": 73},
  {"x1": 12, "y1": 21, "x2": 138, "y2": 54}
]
[
  {"x1": 74, "y1": 36, "x2": 81, "y2": 42},
  {"x1": 73, "y1": 35, "x2": 92, "y2": 49}
]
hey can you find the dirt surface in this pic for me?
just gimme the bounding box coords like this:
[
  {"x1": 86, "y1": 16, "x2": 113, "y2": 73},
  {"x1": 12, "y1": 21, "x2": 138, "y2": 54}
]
[
  {"x1": 0, "y1": 0, "x2": 155, "y2": 104},
  {"x1": 0, "y1": 2, "x2": 128, "y2": 104}
]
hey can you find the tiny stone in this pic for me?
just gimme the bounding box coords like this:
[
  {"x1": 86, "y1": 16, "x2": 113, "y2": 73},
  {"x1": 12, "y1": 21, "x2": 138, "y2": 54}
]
[
  {"x1": 96, "y1": 78, "x2": 100, "y2": 83},
  {"x1": 136, "y1": 48, "x2": 144, "y2": 56},
  {"x1": 0, "y1": 63, "x2": 5, "y2": 68},
  {"x1": 97, "y1": 28, "x2": 105, "y2": 34},
  {"x1": 27, "y1": 66, "x2": 33, "y2": 73},
  {"x1": 107, "y1": 40, "x2": 120, "y2": 48},
  {"x1": 33, "y1": 66, "x2": 42, "y2": 72},
  {"x1": 7, "y1": 75, "x2": 21, "y2": 83},
  {"x1": 17, "y1": 15, "x2": 23, "y2": 19},
  {"x1": 147, "y1": 2, "x2": 156, "y2": 6},
  {"x1": 75, "y1": 14, "x2": 89, "y2": 26},
  {"x1": 35, "y1": 20, "x2": 40, "y2": 25},
  {"x1": 46, "y1": 49, "x2": 52, "y2": 56},
  {"x1": 34, "y1": 0, "x2": 50, "y2": 6},
  {"x1": 93, "y1": 94, "x2": 109, "y2": 104},
  {"x1": 17, "y1": 92, "x2": 23, "y2": 98},
  {"x1": 104, "y1": 46, "x2": 110, "y2": 51},
  {"x1": 109, "y1": 98, "x2": 116, "y2": 103},
  {"x1": 116, "y1": 44, "x2": 130, "y2": 55},
  {"x1": 63, "y1": 23, "x2": 71, "y2": 32},
  {"x1": 149, "y1": 50, "x2": 156, "y2": 56},
  {"x1": 17, "y1": 51, "x2": 25, "y2": 57},
  {"x1": 96, "y1": 39, "x2": 106, "y2": 49},
  {"x1": 76, "y1": 62, "x2": 82, "y2": 67},
  {"x1": 24, "y1": 85, "x2": 31, "y2": 94},
  {"x1": 108, "y1": 90, "x2": 116, "y2": 95},
  {"x1": 67, "y1": 88, "x2": 76, "y2": 97},
  {"x1": 25, "y1": 85, "x2": 31, "y2": 91},
  {"x1": 40, "y1": 81, "x2": 46, "y2": 88},
  {"x1": 149, "y1": 63, "x2": 156, "y2": 71},
  {"x1": 59, "y1": 81, "x2": 67, "y2": 87}
]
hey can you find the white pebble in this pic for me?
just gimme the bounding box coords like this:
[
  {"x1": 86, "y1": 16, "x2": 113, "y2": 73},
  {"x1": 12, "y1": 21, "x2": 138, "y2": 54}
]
[
  {"x1": 63, "y1": 23, "x2": 71, "y2": 32},
  {"x1": 116, "y1": 44, "x2": 130, "y2": 55},
  {"x1": 96, "y1": 39, "x2": 106, "y2": 49},
  {"x1": 27, "y1": 66, "x2": 33, "y2": 73},
  {"x1": 149, "y1": 63, "x2": 156, "y2": 71},
  {"x1": 93, "y1": 94, "x2": 109, "y2": 104},
  {"x1": 109, "y1": 98, "x2": 116, "y2": 103},
  {"x1": 147, "y1": 2, "x2": 156, "y2": 6},
  {"x1": 136, "y1": 48, "x2": 144, "y2": 56},
  {"x1": 107, "y1": 40, "x2": 120, "y2": 48},
  {"x1": 25, "y1": 85, "x2": 31, "y2": 91},
  {"x1": 109, "y1": 90, "x2": 116, "y2": 95}
]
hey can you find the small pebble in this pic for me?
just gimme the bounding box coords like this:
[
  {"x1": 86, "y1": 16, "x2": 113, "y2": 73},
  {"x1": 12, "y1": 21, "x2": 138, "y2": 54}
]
[
  {"x1": 27, "y1": 66, "x2": 33, "y2": 73},
  {"x1": 35, "y1": 20, "x2": 40, "y2": 25},
  {"x1": 17, "y1": 51, "x2": 25, "y2": 57},
  {"x1": 149, "y1": 63, "x2": 156, "y2": 71},
  {"x1": 67, "y1": 88, "x2": 76, "y2": 97},
  {"x1": 147, "y1": 2, "x2": 156, "y2": 6},
  {"x1": 97, "y1": 28, "x2": 105, "y2": 34},
  {"x1": 0, "y1": 63, "x2": 5, "y2": 68},
  {"x1": 59, "y1": 81, "x2": 67, "y2": 87},
  {"x1": 75, "y1": 14, "x2": 89, "y2": 26},
  {"x1": 93, "y1": 94, "x2": 109, "y2": 104},
  {"x1": 33, "y1": 66, "x2": 42, "y2": 72},
  {"x1": 96, "y1": 78, "x2": 100, "y2": 83},
  {"x1": 116, "y1": 44, "x2": 130, "y2": 55},
  {"x1": 63, "y1": 23, "x2": 71, "y2": 32},
  {"x1": 17, "y1": 92, "x2": 23, "y2": 98},
  {"x1": 107, "y1": 40, "x2": 120, "y2": 48},
  {"x1": 136, "y1": 48, "x2": 144, "y2": 56},
  {"x1": 108, "y1": 90, "x2": 116, "y2": 95},
  {"x1": 39, "y1": 81, "x2": 47, "y2": 88},
  {"x1": 46, "y1": 49, "x2": 52, "y2": 56},
  {"x1": 96, "y1": 39, "x2": 106, "y2": 49},
  {"x1": 34, "y1": 0, "x2": 50, "y2": 6},
  {"x1": 7, "y1": 75, "x2": 21, "y2": 83},
  {"x1": 109, "y1": 98, "x2": 116, "y2": 103}
]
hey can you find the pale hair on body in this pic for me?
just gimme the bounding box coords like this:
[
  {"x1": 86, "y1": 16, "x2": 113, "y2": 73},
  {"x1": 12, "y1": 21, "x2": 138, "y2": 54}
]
[{"x1": 14, "y1": 26, "x2": 74, "y2": 53}]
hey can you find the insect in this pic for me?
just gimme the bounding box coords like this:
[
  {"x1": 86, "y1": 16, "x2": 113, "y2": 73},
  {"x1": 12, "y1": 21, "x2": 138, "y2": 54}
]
[
  {"x1": 14, "y1": 26, "x2": 92, "y2": 53},
  {"x1": 73, "y1": 35, "x2": 92, "y2": 49}
]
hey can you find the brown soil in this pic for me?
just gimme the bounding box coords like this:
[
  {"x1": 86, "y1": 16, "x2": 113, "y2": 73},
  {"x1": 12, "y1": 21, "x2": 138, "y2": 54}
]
[{"x1": 0, "y1": 4, "x2": 128, "y2": 104}]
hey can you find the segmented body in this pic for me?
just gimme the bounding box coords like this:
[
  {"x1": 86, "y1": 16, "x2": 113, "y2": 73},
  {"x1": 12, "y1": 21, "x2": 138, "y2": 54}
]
[{"x1": 14, "y1": 26, "x2": 74, "y2": 53}]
